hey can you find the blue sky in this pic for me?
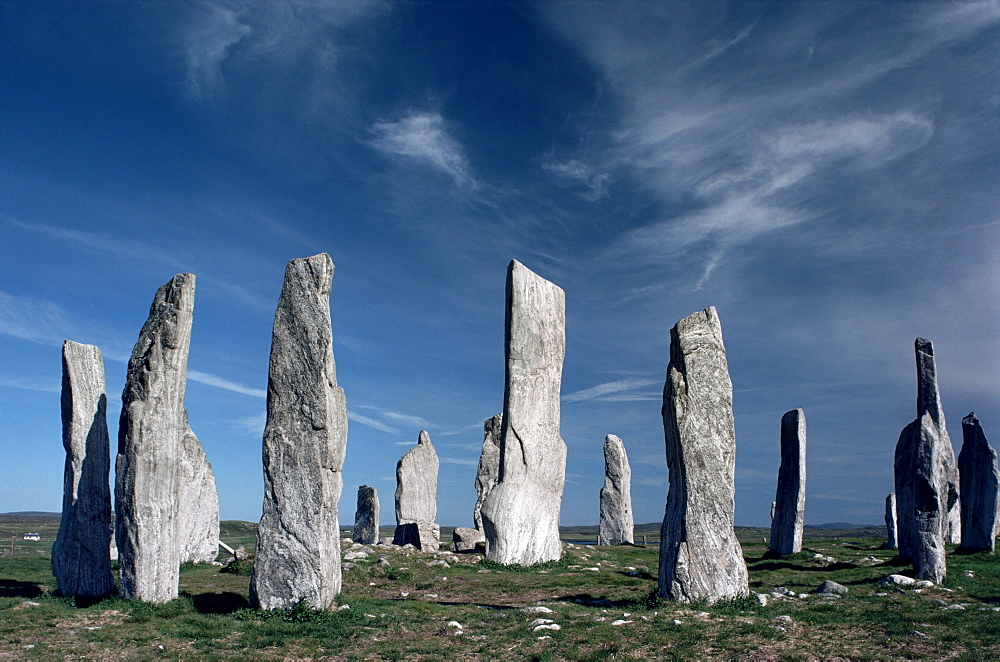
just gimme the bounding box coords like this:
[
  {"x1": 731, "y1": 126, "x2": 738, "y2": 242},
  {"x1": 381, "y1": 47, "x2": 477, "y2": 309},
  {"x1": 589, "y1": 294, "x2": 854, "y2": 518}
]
[{"x1": 1, "y1": 1, "x2": 997, "y2": 527}]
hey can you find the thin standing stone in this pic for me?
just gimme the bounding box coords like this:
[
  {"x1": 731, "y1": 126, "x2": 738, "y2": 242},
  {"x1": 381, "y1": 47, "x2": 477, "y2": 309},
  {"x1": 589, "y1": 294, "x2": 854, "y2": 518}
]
[
  {"x1": 769, "y1": 409, "x2": 806, "y2": 556},
  {"x1": 353, "y1": 486, "x2": 380, "y2": 545},
  {"x1": 598, "y1": 434, "x2": 634, "y2": 545},
  {"x1": 958, "y1": 413, "x2": 999, "y2": 552},
  {"x1": 176, "y1": 413, "x2": 220, "y2": 564},
  {"x1": 473, "y1": 413, "x2": 502, "y2": 531},
  {"x1": 885, "y1": 493, "x2": 898, "y2": 551}
]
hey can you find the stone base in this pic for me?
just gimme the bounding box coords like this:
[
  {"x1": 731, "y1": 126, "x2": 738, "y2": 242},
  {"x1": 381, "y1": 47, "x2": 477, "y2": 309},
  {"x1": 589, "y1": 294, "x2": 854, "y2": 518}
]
[
  {"x1": 452, "y1": 527, "x2": 486, "y2": 552},
  {"x1": 393, "y1": 521, "x2": 440, "y2": 553}
]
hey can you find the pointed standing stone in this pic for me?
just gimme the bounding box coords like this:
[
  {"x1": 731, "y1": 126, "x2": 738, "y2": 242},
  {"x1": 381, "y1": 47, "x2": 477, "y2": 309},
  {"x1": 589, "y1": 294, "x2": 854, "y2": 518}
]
[
  {"x1": 473, "y1": 413, "x2": 502, "y2": 531},
  {"x1": 958, "y1": 413, "x2": 999, "y2": 552},
  {"x1": 115, "y1": 274, "x2": 195, "y2": 603},
  {"x1": 480, "y1": 260, "x2": 567, "y2": 566},
  {"x1": 393, "y1": 431, "x2": 439, "y2": 552},
  {"x1": 52, "y1": 340, "x2": 114, "y2": 599},
  {"x1": 353, "y1": 486, "x2": 380, "y2": 545},
  {"x1": 250, "y1": 254, "x2": 348, "y2": 610},
  {"x1": 177, "y1": 413, "x2": 220, "y2": 563},
  {"x1": 769, "y1": 409, "x2": 806, "y2": 556},
  {"x1": 885, "y1": 493, "x2": 898, "y2": 551},
  {"x1": 599, "y1": 435, "x2": 634, "y2": 545},
  {"x1": 659, "y1": 307, "x2": 749, "y2": 603}
]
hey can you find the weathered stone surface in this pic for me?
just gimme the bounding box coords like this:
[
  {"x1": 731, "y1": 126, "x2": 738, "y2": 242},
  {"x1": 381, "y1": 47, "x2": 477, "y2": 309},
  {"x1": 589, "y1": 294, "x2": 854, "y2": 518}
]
[
  {"x1": 249, "y1": 254, "x2": 348, "y2": 610},
  {"x1": 392, "y1": 521, "x2": 440, "y2": 553},
  {"x1": 480, "y1": 260, "x2": 567, "y2": 566},
  {"x1": 894, "y1": 338, "x2": 960, "y2": 583},
  {"x1": 473, "y1": 413, "x2": 502, "y2": 531},
  {"x1": 769, "y1": 409, "x2": 806, "y2": 556},
  {"x1": 353, "y1": 486, "x2": 380, "y2": 545},
  {"x1": 814, "y1": 580, "x2": 849, "y2": 595},
  {"x1": 659, "y1": 307, "x2": 749, "y2": 603},
  {"x1": 958, "y1": 413, "x2": 999, "y2": 552},
  {"x1": 394, "y1": 430, "x2": 439, "y2": 527},
  {"x1": 452, "y1": 526, "x2": 486, "y2": 552},
  {"x1": 177, "y1": 412, "x2": 219, "y2": 564},
  {"x1": 115, "y1": 273, "x2": 195, "y2": 603},
  {"x1": 885, "y1": 493, "x2": 898, "y2": 551},
  {"x1": 52, "y1": 340, "x2": 114, "y2": 599},
  {"x1": 599, "y1": 434, "x2": 634, "y2": 545}
]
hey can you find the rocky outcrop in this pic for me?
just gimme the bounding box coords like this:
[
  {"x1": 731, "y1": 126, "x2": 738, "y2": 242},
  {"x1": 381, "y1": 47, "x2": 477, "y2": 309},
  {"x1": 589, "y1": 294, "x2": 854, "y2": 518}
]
[
  {"x1": 453, "y1": 526, "x2": 486, "y2": 552},
  {"x1": 885, "y1": 493, "x2": 898, "y2": 551},
  {"x1": 52, "y1": 340, "x2": 114, "y2": 599},
  {"x1": 394, "y1": 431, "x2": 438, "y2": 530},
  {"x1": 473, "y1": 413, "x2": 502, "y2": 531},
  {"x1": 958, "y1": 413, "x2": 999, "y2": 552},
  {"x1": 177, "y1": 412, "x2": 219, "y2": 564},
  {"x1": 480, "y1": 260, "x2": 567, "y2": 566},
  {"x1": 769, "y1": 409, "x2": 806, "y2": 556},
  {"x1": 115, "y1": 274, "x2": 196, "y2": 603},
  {"x1": 659, "y1": 307, "x2": 749, "y2": 603},
  {"x1": 353, "y1": 486, "x2": 380, "y2": 545},
  {"x1": 249, "y1": 254, "x2": 348, "y2": 610},
  {"x1": 598, "y1": 435, "x2": 633, "y2": 545}
]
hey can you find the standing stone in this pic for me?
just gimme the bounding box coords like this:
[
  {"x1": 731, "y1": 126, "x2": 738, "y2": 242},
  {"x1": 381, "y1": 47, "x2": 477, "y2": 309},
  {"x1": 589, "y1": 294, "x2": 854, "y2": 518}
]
[
  {"x1": 249, "y1": 254, "x2": 348, "y2": 610},
  {"x1": 52, "y1": 340, "x2": 114, "y2": 599},
  {"x1": 115, "y1": 273, "x2": 195, "y2": 603},
  {"x1": 473, "y1": 413, "x2": 502, "y2": 531},
  {"x1": 893, "y1": 338, "x2": 960, "y2": 583},
  {"x1": 885, "y1": 493, "x2": 898, "y2": 551},
  {"x1": 659, "y1": 307, "x2": 749, "y2": 603},
  {"x1": 480, "y1": 260, "x2": 567, "y2": 566},
  {"x1": 177, "y1": 413, "x2": 220, "y2": 563},
  {"x1": 353, "y1": 486, "x2": 380, "y2": 545},
  {"x1": 769, "y1": 409, "x2": 807, "y2": 556},
  {"x1": 958, "y1": 413, "x2": 999, "y2": 552},
  {"x1": 598, "y1": 434, "x2": 634, "y2": 545},
  {"x1": 393, "y1": 430, "x2": 439, "y2": 552}
]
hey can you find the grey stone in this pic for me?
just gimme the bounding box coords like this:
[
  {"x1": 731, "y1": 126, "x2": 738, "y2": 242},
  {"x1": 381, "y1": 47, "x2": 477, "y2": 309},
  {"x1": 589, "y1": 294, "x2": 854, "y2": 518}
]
[
  {"x1": 249, "y1": 254, "x2": 348, "y2": 610},
  {"x1": 177, "y1": 412, "x2": 219, "y2": 563},
  {"x1": 814, "y1": 580, "x2": 849, "y2": 595},
  {"x1": 392, "y1": 521, "x2": 440, "y2": 553},
  {"x1": 958, "y1": 413, "x2": 999, "y2": 552},
  {"x1": 52, "y1": 340, "x2": 114, "y2": 599},
  {"x1": 885, "y1": 493, "x2": 898, "y2": 551},
  {"x1": 473, "y1": 413, "x2": 502, "y2": 531},
  {"x1": 453, "y1": 526, "x2": 485, "y2": 552},
  {"x1": 394, "y1": 430, "x2": 438, "y2": 528},
  {"x1": 353, "y1": 485, "x2": 380, "y2": 545},
  {"x1": 658, "y1": 307, "x2": 749, "y2": 603},
  {"x1": 115, "y1": 273, "x2": 196, "y2": 603},
  {"x1": 769, "y1": 409, "x2": 806, "y2": 556},
  {"x1": 598, "y1": 434, "x2": 634, "y2": 545},
  {"x1": 480, "y1": 260, "x2": 567, "y2": 566}
]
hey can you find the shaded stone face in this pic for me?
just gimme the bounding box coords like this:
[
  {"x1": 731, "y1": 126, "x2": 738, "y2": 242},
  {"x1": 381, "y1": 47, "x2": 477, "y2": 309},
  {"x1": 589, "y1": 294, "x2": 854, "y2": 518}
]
[
  {"x1": 659, "y1": 307, "x2": 749, "y2": 603},
  {"x1": 958, "y1": 413, "x2": 999, "y2": 552},
  {"x1": 885, "y1": 493, "x2": 898, "y2": 551},
  {"x1": 395, "y1": 430, "x2": 439, "y2": 526},
  {"x1": 353, "y1": 485, "x2": 380, "y2": 545},
  {"x1": 249, "y1": 254, "x2": 348, "y2": 610},
  {"x1": 480, "y1": 260, "x2": 567, "y2": 566},
  {"x1": 769, "y1": 409, "x2": 806, "y2": 556},
  {"x1": 52, "y1": 340, "x2": 114, "y2": 599},
  {"x1": 392, "y1": 521, "x2": 440, "y2": 553},
  {"x1": 115, "y1": 273, "x2": 195, "y2": 603},
  {"x1": 598, "y1": 434, "x2": 634, "y2": 546},
  {"x1": 473, "y1": 413, "x2": 502, "y2": 531},
  {"x1": 177, "y1": 412, "x2": 220, "y2": 564}
]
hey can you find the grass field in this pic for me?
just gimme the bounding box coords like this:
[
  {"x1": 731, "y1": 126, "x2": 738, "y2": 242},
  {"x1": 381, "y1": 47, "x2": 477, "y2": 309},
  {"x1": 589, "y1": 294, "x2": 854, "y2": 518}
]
[{"x1": 1, "y1": 515, "x2": 997, "y2": 660}]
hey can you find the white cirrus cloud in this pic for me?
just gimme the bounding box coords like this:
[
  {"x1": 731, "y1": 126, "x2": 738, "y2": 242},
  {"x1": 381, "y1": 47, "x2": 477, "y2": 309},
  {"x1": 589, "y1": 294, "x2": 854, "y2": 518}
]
[
  {"x1": 187, "y1": 370, "x2": 266, "y2": 398},
  {"x1": 348, "y1": 412, "x2": 400, "y2": 435},
  {"x1": 562, "y1": 378, "x2": 659, "y2": 404},
  {"x1": 369, "y1": 112, "x2": 474, "y2": 187}
]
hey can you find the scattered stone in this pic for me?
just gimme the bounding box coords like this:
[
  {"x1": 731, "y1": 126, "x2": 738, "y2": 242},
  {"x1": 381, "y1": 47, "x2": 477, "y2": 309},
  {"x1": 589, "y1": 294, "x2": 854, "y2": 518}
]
[
  {"x1": 522, "y1": 606, "x2": 554, "y2": 614},
  {"x1": 379, "y1": 537, "x2": 394, "y2": 546},
  {"x1": 533, "y1": 623, "x2": 561, "y2": 632},
  {"x1": 353, "y1": 486, "x2": 380, "y2": 545},
  {"x1": 423, "y1": 593, "x2": 438, "y2": 598},
  {"x1": 958, "y1": 413, "x2": 999, "y2": 552},
  {"x1": 914, "y1": 580, "x2": 934, "y2": 588},
  {"x1": 611, "y1": 619, "x2": 633, "y2": 626},
  {"x1": 774, "y1": 615, "x2": 794, "y2": 625},
  {"x1": 658, "y1": 307, "x2": 749, "y2": 603},
  {"x1": 393, "y1": 431, "x2": 439, "y2": 551},
  {"x1": 910, "y1": 631, "x2": 929, "y2": 638},
  {"x1": 769, "y1": 409, "x2": 806, "y2": 556},
  {"x1": 480, "y1": 260, "x2": 567, "y2": 565},
  {"x1": 343, "y1": 550, "x2": 368, "y2": 561},
  {"x1": 530, "y1": 618, "x2": 554, "y2": 627},
  {"x1": 427, "y1": 559, "x2": 449, "y2": 568},
  {"x1": 250, "y1": 254, "x2": 348, "y2": 610},
  {"x1": 599, "y1": 434, "x2": 634, "y2": 545},
  {"x1": 943, "y1": 604, "x2": 966, "y2": 610},
  {"x1": 447, "y1": 620, "x2": 463, "y2": 629},
  {"x1": 814, "y1": 581, "x2": 849, "y2": 595},
  {"x1": 453, "y1": 526, "x2": 486, "y2": 552},
  {"x1": 885, "y1": 493, "x2": 898, "y2": 550},
  {"x1": 881, "y1": 574, "x2": 916, "y2": 587},
  {"x1": 755, "y1": 593, "x2": 768, "y2": 606},
  {"x1": 473, "y1": 413, "x2": 503, "y2": 531},
  {"x1": 52, "y1": 340, "x2": 114, "y2": 600}
]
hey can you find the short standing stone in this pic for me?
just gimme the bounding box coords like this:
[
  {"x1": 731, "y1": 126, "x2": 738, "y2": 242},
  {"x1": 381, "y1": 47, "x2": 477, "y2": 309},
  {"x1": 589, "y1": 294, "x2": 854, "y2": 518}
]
[
  {"x1": 393, "y1": 430, "x2": 439, "y2": 549},
  {"x1": 480, "y1": 260, "x2": 567, "y2": 566},
  {"x1": 473, "y1": 414, "x2": 502, "y2": 531},
  {"x1": 958, "y1": 413, "x2": 999, "y2": 552},
  {"x1": 885, "y1": 493, "x2": 898, "y2": 551},
  {"x1": 177, "y1": 413, "x2": 220, "y2": 563},
  {"x1": 115, "y1": 273, "x2": 195, "y2": 603},
  {"x1": 659, "y1": 307, "x2": 749, "y2": 603},
  {"x1": 392, "y1": 521, "x2": 441, "y2": 553},
  {"x1": 52, "y1": 340, "x2": 114, "y2": 599},
  {"x1": 249, "y1": 254, "x2": 348, "y2": 610},
  {"x1": 598, "y1": 434, "x2": 634, "y2": 545},
  {"x1": 353, "y1": 486, "x2": 380, "y2": 545},
  {"x1": 769, "y1": 409, "x2": 806, "y2": 556},
  {"x1": 452, "y1": 526, "x2": 486, "y2": 552}
]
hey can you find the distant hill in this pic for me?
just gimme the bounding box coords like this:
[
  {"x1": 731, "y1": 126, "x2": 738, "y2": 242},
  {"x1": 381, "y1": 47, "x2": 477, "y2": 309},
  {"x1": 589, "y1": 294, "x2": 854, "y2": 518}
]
[
  {"x1": 805, "y1": 522, "x2": 881, "y2": 530},
  {"x1": 1, "y1": 512, "x2": 60, "y2": 519}
]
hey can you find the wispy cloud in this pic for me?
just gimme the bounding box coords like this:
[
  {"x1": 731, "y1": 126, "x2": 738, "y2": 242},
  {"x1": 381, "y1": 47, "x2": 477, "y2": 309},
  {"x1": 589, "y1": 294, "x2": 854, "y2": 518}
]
[
  {"x1": 233, "y1": 412, "x2": 266, "y2": 435},
  {"x1": 188, "y1": 370, "x2": 266, "y2": 398},
  {"x1": 562, "y1": 378, "x2": 658, "y2": 404},
  {"x1": 348, "y1": 411, "x2": 400, "y2": 434},
  {"x1": 441, "y1": 457, "x2": 478, "y2": 467},
  {"x1": 0, "y1": 290, "x2": 77, "y2": 347},
  {"x1": 542, "y1": 158, "x2": 610, "y2": 200},
  {"x1": 0, "y1": 375, "x2": 61, "y2": 394},
  {"x1": 184, "y1": 3, "x2": 250, "y2": 98},
  {"x1": 369, "y1": 112, "x2": 475, "y2": 187}
]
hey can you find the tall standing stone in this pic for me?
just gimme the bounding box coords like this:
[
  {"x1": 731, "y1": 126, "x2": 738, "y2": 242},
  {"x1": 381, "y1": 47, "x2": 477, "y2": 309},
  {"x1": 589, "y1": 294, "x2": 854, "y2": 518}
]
[
  {"x1": 480, "y1": 260, "x2": 567, "y2": 566},
  {"x1": 885, "y1": 493, "x2": 898, "y2": 551},
  {"x1": 115, "y1": 273, "x2": 195, "y2": 603},
  {"x1": 393, "y1": 431, "x2": 439, "y2": 552},
  {"x1": 958, "y1": 413, "x2": 999, "y2": 552},
  {"x1": 769, "y1": 409, "x2": 806, "y2": 556},
  {"x1": 249, "y1": 254, "x2": 348, "y2": 610},
  {"x1": 473, "y1": 413, "x2": 502, "y2": 531},
  {"x1": 893, "y1": 338, "x2": 960, "y2": 582},
  {"x1": 599, "y1": 434, "x2": 634, "y2": 545},
  {"x1": 353, "y1": 486, "x2": 380, "y2": 545},
  {"x1": 659, "y1": 307, "x2": 749, "y2": 603},
  {"x1": 177, "y1": 413, "x2": 220, "y2": 563},
  {"x1": 52, "y1": 340, "x2": 114, "y2": 599}
]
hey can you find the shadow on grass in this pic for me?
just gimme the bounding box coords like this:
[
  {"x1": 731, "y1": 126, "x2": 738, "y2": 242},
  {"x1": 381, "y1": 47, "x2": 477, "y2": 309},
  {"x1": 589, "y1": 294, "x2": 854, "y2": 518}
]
[
  {"x1": 552, "y1": 592, "x2": 655, "y2": 610},
  {"x1": 187, "y1": 591, "x2": 250, "y2": 614},
  {"x1": 0, "y1": 579, "x2": 45, "y2": 598},
  {"x1": 615, "y1": 569, "x2": 656, "y2": 581}
]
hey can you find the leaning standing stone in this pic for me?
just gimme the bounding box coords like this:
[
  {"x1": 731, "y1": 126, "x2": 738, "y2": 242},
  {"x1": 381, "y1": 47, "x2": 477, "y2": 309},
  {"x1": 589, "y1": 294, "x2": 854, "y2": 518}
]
[
  {"x1": 958, "y1": 413, "x2": 999, "y2": 552},
  {"x1": 52, "y1": 340, "x2": 114, "y2": 599},
  {"x1": 885, "y1": 493, "x2": 898, "y2": 551},
  {"x1": 115, "y1": 274, "x2": 195, "y2": 603},
  {"x1": 473, "y1": 413, "x2": 502, "y2": 531},
  {"x1": 480, "y1": 260, "x2": 567, "y2": 566},
  {"x1": 250, "y1": 254, "x2": 348, "y2": 610},
  {"x1": 176, "y1": 414, "x2": 220, "y2": 564},
  {"x1": 659, "y1": 307, "x2": 749, "y2": 603},
  {"x1": 769, "y1": 409, "x2": 806, "y2": 556},
  {"x1": 353, "y1": 486, "x2": 380, "y2": 545},
  {"x1": 598, "y1": 434, "x2": 634, "y2": 545}
]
